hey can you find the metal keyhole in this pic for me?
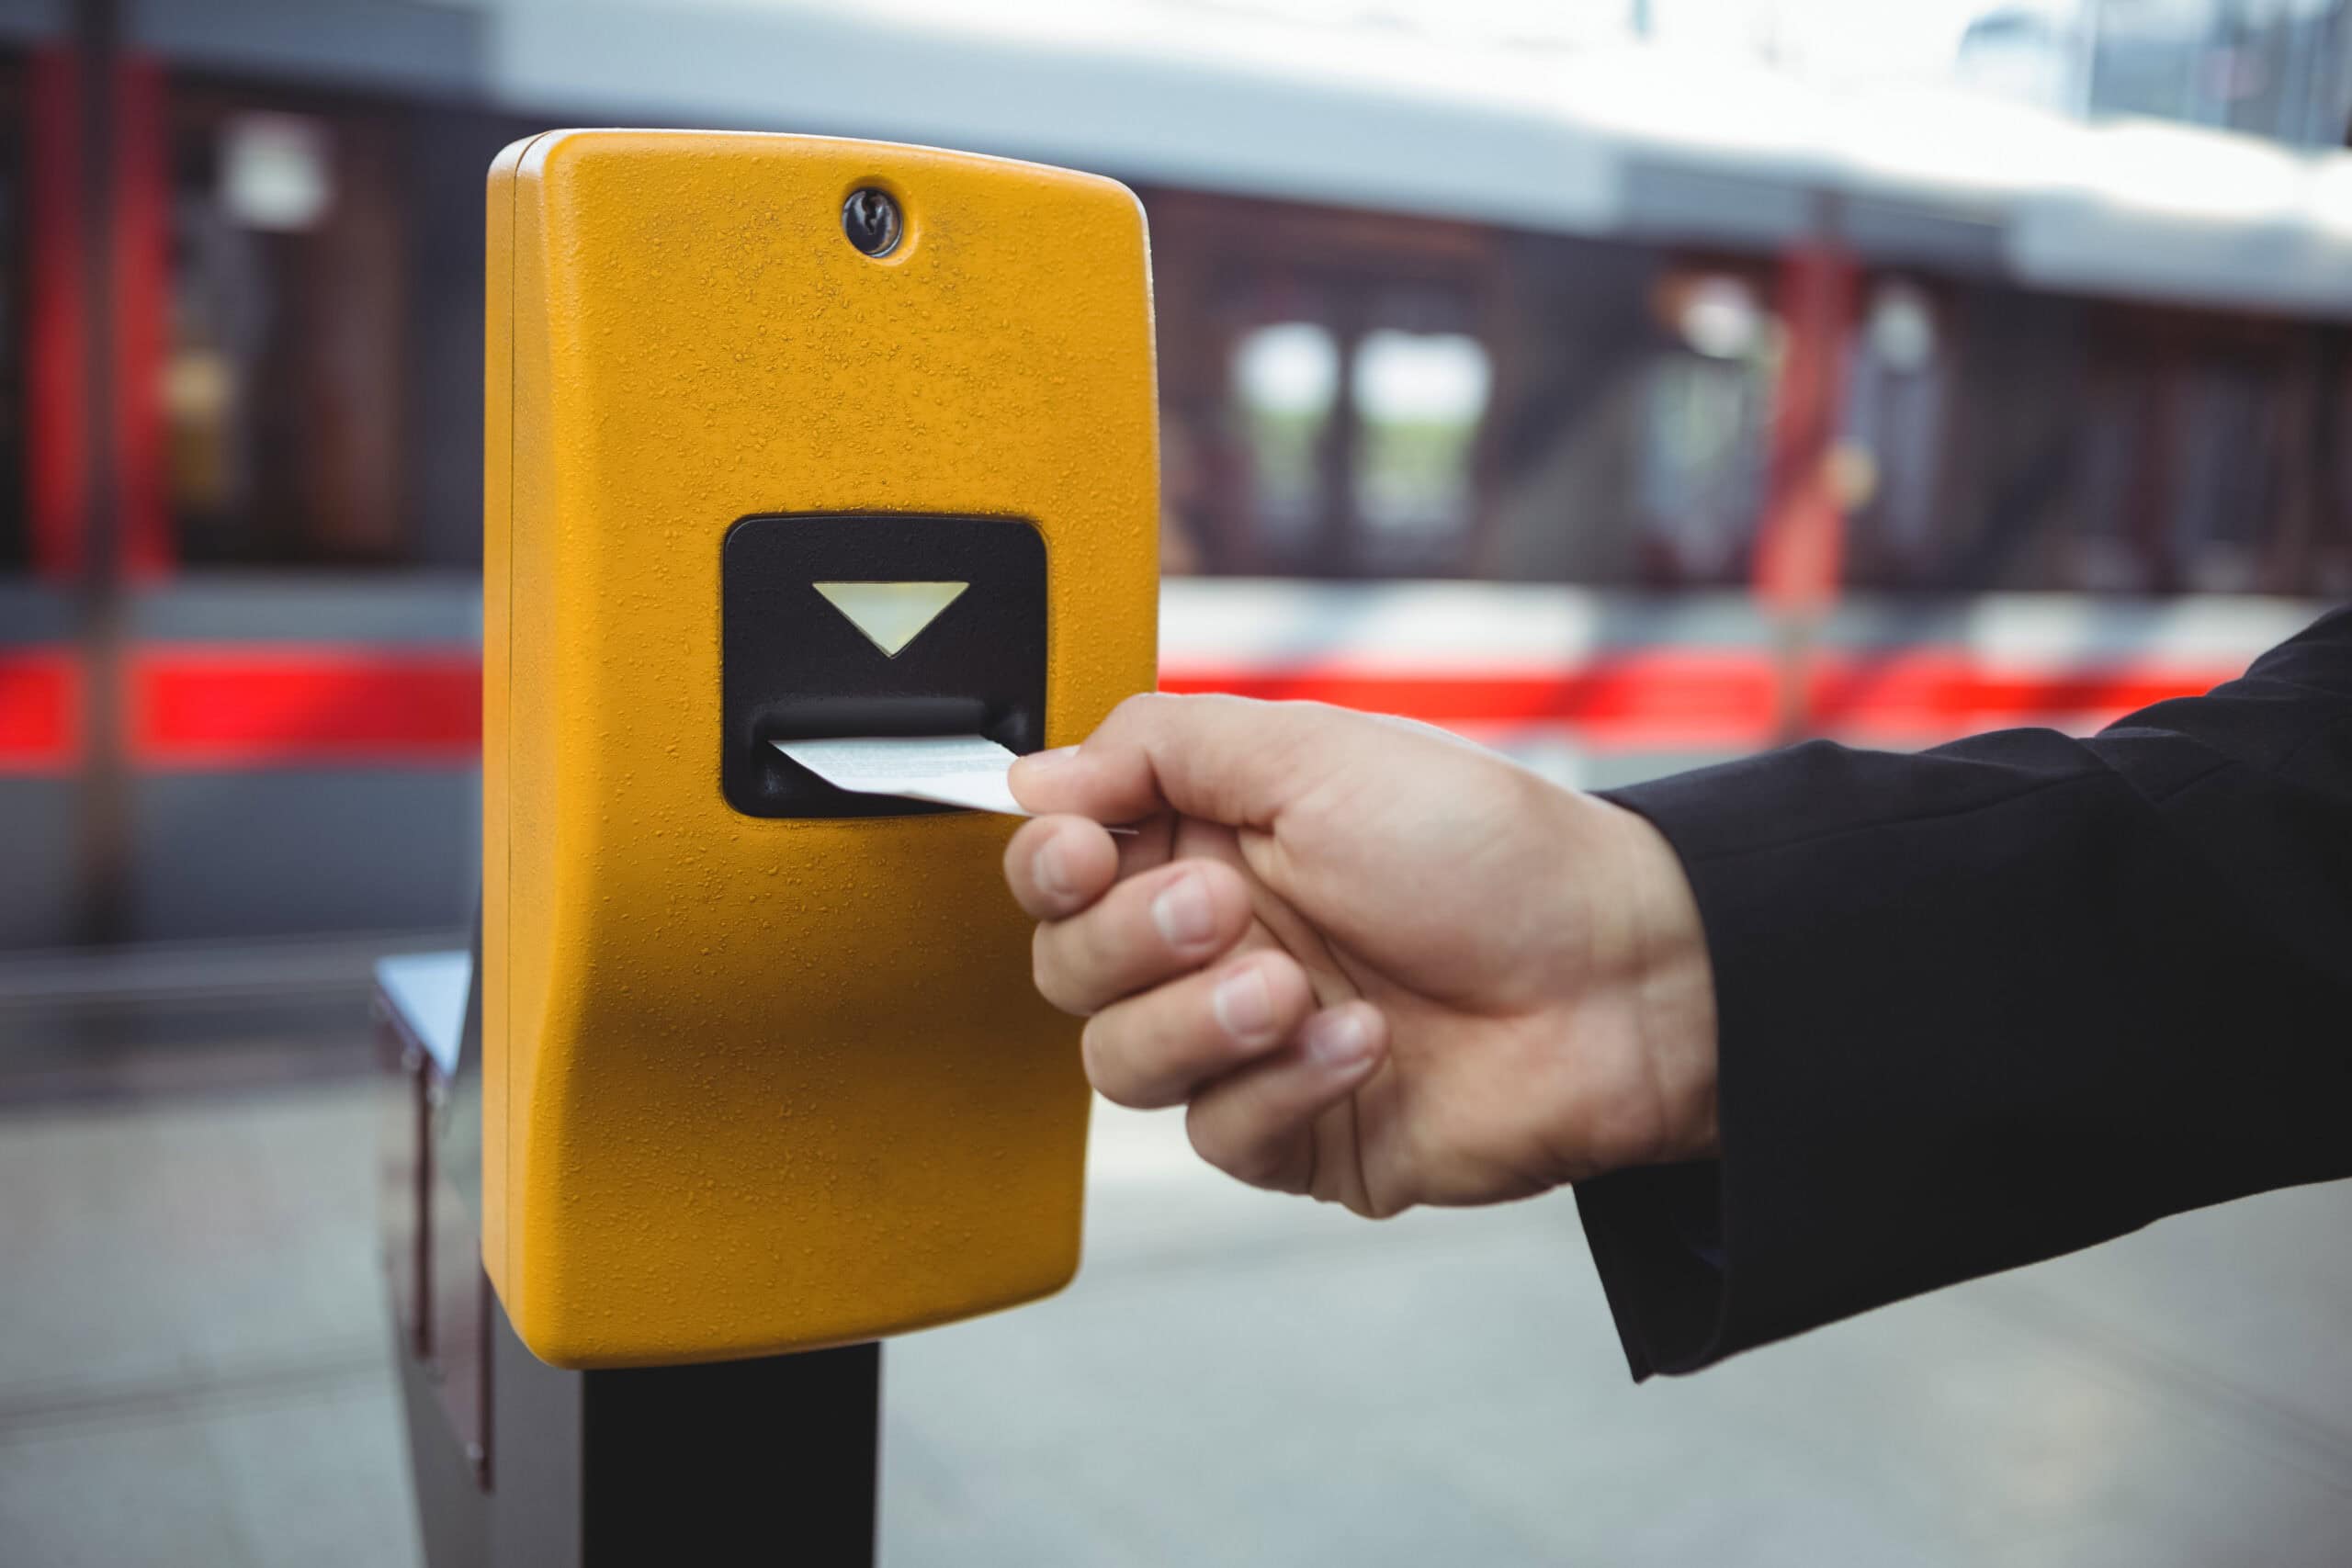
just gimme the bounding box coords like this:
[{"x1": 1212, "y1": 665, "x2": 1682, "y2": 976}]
[{"x1": 842, "y1": 188, "x2": 902, "y2": 258}]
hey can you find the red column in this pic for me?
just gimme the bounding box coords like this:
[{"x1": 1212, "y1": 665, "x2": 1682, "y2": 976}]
[
  {"x1": 26, "y1": 50, "x2": 88, "y2": 581},
  {"x1": 1752, "y1": 243, "x2": 1859, "y2": 741},
  {"x1": 1753, "y1": 244, "x2": 1860, "y2": 616},
  {"x1": 22, "y1": 49, "x2": 171, "y2": 581}
]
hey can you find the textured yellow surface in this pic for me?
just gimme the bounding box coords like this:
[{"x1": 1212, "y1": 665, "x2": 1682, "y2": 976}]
[{"x1": 484, "y1": 131, "x2": 1159, "y2": 1368}]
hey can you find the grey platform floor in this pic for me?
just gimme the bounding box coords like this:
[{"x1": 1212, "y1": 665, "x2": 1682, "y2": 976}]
[{"x1": 2, "y1": 1079, "x2": 2347, "y2": 1567}]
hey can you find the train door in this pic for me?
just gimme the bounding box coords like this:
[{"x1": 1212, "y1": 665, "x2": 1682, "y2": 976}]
[
  {"x1": 11, "y1": 53, "x2": 509, "y2": 953},
  {"x1": 1147, "y1": 190, "x2": 1505, "y2": 580},
  {"x1": 125, "y1": 78, "x2": 495, "y2": 943}
]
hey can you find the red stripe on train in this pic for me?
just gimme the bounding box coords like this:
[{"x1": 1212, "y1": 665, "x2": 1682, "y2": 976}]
[
  {"x1": 113, "y1": 647, "x2": 2233, "y2": 767},
  {"x1": 1162, "y1": 652, "x2": 2234, "y2": 750},
  {"x1": 1804, "y1": 654, "x2": 2236, "y2": 745},
  {"x1": 130, "y1": 648, "x2": 481, "y2": 768},
  {"x1": 1160, "y1": 653, "x2": 1776, "y2": 750},
  {"x1": 0, "y1": 652, "x2": 81, "y2": 773}
]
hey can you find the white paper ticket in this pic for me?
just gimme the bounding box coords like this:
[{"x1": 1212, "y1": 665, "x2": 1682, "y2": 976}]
[{"x1": 774, "y1": 734, "x2": 1027, "y2": 816}]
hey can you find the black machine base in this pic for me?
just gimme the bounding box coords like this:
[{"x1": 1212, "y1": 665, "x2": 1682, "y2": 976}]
[{"x1": 394, "y1": 1290, "x2": 880, "y2": 1568}]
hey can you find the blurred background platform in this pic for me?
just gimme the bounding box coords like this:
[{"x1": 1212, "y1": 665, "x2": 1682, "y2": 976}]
[
  {"x1": 5, "y1": 2, "x2": 2352, "y2": 1562},
  {"x1": 5, "y1": 1057, "x2": 2348, "y2": 1568}
]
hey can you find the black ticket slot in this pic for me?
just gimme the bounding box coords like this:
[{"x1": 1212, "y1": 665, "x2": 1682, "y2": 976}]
[{"x1": 721, "y1": 513, "x2": 1049, "y2": 818}]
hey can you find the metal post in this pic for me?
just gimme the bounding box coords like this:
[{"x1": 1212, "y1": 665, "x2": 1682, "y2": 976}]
[{"x1": 488, "y1": 1300, "x2": 880, "y2": 1568}]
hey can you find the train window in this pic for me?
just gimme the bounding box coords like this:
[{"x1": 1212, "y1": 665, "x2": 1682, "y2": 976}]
[
  {"x1": 2169, "y1": 364, "x2": 2274, "y2": 592},
  {"x1": 1229, "y1": 321, "x2": 1339, "y2": 555},
  {"x1": 1148, "y1": 193, "x2": 1514, "y2": 579},
  {"x1": 219, "y1": 112, "x2": 334, "y2": 231},
  {"x1": 1480, "y1": 237, "x2": 1679, "y2": 585},
  {"x1": 1645, "y1": 271, "x2": 1772, "y2": 584},
  {"x1": 1630, "y1": 273, "x2": 1770, "y2": 585},
  {"x1": 1841, "y1": 278, "x2": 1948, "y2": 586},
  {"x1": 165, "y1": 90, "x2": 408, "y2": 566},
  {"x1": 1634, "y1": 354, "x2": 1766, "y2": 583},
  {"x1": 1965, "y1": 302, "x2": 2352, "y2": 595},
  {"x1": 1676, "y1": 275, "x2": 1765, "y2": 361},
  {"x1": 1927, "y1": 285, "x2": 2098, "y2": 593},
  {"x1": 1350, "y1": 328, "x2": 1490, "y2": 554},
  {"x1": 2072, "y1": 376, "x2": 2150, "y2": 592}
]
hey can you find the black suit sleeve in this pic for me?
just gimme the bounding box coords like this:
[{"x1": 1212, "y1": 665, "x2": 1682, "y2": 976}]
[{"x1": 1577, "y1": 604, "x2": 2352, "y2": 1380}]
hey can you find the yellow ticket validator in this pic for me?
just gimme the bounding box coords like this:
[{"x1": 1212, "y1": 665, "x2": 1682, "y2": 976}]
[{"x1": 483, "y1": 130, "x2": 1159, "y2": 1368}]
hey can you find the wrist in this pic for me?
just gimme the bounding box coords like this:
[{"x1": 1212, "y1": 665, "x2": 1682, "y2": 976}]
[{"x1": 1598, "y1": 797, "x2": 1721, "y2": 1166}]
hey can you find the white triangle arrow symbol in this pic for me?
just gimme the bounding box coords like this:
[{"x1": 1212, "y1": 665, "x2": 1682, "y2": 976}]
[{"x1": 812, "y1": 581, "x2": 970, "y2": 658}]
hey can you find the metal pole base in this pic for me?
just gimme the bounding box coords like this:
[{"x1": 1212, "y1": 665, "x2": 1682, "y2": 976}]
[{"x1": 396, "y1": 1288, "x2": 880, "y2": 1568}]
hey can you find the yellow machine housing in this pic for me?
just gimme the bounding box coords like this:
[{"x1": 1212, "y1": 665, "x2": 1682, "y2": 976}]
[{"x1": 484, "y1": 130, "x2": 1159, "y2": 1369}]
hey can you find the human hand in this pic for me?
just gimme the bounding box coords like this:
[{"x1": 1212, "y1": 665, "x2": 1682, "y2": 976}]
[{"x1": 1003, "y1": 695, "x2": 1718, "y2": 1217}]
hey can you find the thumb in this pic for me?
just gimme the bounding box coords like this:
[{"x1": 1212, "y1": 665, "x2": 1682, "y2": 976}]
[{"x1": 1011, "y1": 694, "x2": 1344, "y2": 828}]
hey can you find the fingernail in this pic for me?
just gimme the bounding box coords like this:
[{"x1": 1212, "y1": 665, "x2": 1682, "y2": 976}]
[
  {"x1": 1212, "y1": 965, "x2": 1278, "y2": 1045},
  {"x1": 1304, "y1": 1008, "x2": 1375, "y2": 1069},
  {"x1": 1035, "y1": 835, "x2": 1075, "y2": 901},
  {"x1": 1151, "y1": 872, "x2": 1215, "y2": 949},
  {"x1": 1022, "y1": 746, "x2": 1079, "y2": 772}
]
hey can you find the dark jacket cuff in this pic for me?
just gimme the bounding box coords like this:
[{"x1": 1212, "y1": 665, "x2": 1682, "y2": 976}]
[{"x1": 1575, "y1": 1159, "x2": 1727, "y2": 1380}]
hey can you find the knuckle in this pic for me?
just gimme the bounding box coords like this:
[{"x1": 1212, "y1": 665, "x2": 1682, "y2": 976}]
[
  {"x1": 1190, "y1": 854, "x2": 1248, "y2": 904},
  {"x1": 1004, "y1": 816, "x2": 1051, "y2": 874},
  {"x1": 1334, "y1": 1191, "x2": 1392, "y2": 1220},
  {"x1": 1120, "y1": 690, "x2": 1175, "y2": 720},
  {"x1": 1080, "y1": 1013, "x2": 1161, "y2": 1109},
  {"x1": 1098, "y1": 691, "x2": 1169, "y2": 740},
  {"x1": 1076, "y1": 899, "x2": 1139, "y2": 987},
  {"x1": 1254, "y1": 952, "x2": 1314, "y2": 1021},
  {"x1": 1031, "y1": 925, "x2": 1087, "y2": 1016},
  {"x1": 1077, "y1": 1018, "x2": 1121, "y2": 1098},
  {"x1": 1186, "y1": 1106, "x2": 1283, "y2": 1188},
  {"x1": 1160, "y1": 860, "x2": 1250, "y2": 952}
]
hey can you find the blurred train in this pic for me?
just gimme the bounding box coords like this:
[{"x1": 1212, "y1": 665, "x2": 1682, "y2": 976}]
[{"x1": 0, "y1": 0, "x2": 2346, "y2": 951}]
